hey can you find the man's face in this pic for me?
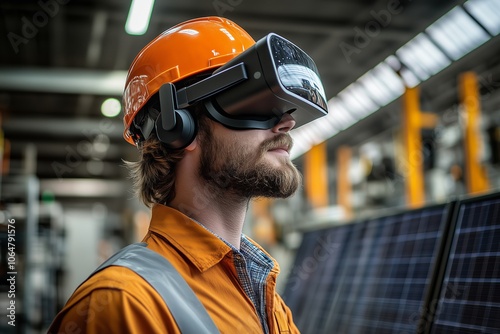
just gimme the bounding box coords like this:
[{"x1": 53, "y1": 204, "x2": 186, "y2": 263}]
[{"x1": 198, "y1": 115, "x2": 301, "y2": 199}]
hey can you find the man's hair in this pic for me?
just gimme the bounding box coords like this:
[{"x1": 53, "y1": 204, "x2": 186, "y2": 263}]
[
  {"x1": 125, "y1": 72, "x2": 214, "y2": 207},
  {"x1": 125, "y1": 100, "x2": 210, "y2": 207}
]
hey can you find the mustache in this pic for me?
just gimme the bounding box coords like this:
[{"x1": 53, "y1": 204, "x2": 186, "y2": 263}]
[{"x1": 259, "y1": 134, "x2": 294, "y2": 154}]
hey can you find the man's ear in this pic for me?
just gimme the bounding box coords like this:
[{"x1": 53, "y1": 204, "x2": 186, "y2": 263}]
[{"x1": 184, "y1": 137, "x2": 198, "y2": 152}]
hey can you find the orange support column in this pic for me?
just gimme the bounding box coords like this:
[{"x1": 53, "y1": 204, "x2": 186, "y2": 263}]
[
  {"x1": 402, "y1": 87, "x2": 425, "y2": 208},
  {"x1": 304, "y1": 142, "x2": 329, "y2": 208},
  {"x1": 0, "y1": 113, "x2": 8, "y2": 175},
  {"x1": 336, "y1": 146, "x2": 352, "y2": 219},
  {"x1": 251, "y1": 198, "x2": 276, "y2": 246},
  {"x1": 460, "y1": 72, "x2": 490, "y2": 194}
]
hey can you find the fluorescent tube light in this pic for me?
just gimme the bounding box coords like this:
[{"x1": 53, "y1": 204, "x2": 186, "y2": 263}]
[
  {"x1": 338, "y1": 83, "x2": 378, "y2": 120},
  {"x1": 426, "y1": 7, "x2": 489, "y2": 60},
  {"x1": 464, "y1": 0, "x2": 500, "y2": 36},
  {"x1": 396, "y1": 33, "x2": 450, "y2": 81},
  {"x1": 125, "y1": 0, "x2": 155, "y2": 35},
  {"x1": 358, "y1": 62, "x2": 405, "y2": 107}
]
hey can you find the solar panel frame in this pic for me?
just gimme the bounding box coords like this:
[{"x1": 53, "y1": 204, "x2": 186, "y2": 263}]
[
  {"x1": 298, "y1": 222, "x2": 359, "y2": 333},
  {"x1": 323, "y1": 203, "x2": 454, "y2": 334},
  {"x1": 283, "y1": 202, "x2": 455, "y2": 334},
  {"x1": 426, "y1": 191, "x2": 500, "y2": 334},
  {"x1": 282, "y1": 229, "x2": 324, "y2": 317},
  {"x1": 282, "y1": 223, "x2": 359, "y2": 332}
]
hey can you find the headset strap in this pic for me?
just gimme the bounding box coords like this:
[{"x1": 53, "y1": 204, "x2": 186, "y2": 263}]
[{"x1": 91, "y1": 242, "x2": 220, "y2": 334}]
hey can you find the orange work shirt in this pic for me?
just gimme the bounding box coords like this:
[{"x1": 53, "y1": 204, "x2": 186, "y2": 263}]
[{"x1": 48, "y1": 204, "x2": 299, "y2": 334}]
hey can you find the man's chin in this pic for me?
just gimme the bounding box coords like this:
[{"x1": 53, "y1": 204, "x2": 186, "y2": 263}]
[
  {"x1": 253, "y1": 165, "x2": 301, "y2": 198},
  {"x1": 261, "y1": 151, "x2": 293, "y2": 169},
  {"x1": 201, "y1": 151, "x2": 301, "y2": 199}
]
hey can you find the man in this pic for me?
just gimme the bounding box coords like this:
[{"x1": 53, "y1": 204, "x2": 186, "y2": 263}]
[{"x1": 49, "y1": 16, "x2": 327, "y2": 333}]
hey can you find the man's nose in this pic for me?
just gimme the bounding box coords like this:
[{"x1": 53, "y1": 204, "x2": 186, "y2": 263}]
[{"x1": 272, "y1": 113, "x2": 296, "y2": 133}]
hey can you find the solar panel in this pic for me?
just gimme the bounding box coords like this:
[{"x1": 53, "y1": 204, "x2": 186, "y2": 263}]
[
  {"x1": 282, "y1": 229, "x2": 325, "y2": 318},
  {"x1": 282, "y1": 222, "x2": 357, "y2": 332},
  {"x1": 428, "y1": 193, "x2": 500, "y2": 334},
  {"x1": 283, "y1": 204, "x2": 453, "y2": 334}
]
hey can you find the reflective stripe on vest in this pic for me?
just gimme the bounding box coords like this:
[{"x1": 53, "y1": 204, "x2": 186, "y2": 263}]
[{"x1": 91, "y1": 242, "x2": 220, "y2": 334}]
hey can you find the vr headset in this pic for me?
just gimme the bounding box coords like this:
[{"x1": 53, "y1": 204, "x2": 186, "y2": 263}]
[{"x1": 133, "y1": 33, "x2": 328, "y2": 149}]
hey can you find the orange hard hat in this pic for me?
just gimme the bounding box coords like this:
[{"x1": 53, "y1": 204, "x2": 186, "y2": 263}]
[{"x1": 122, "y1": 16, "x2": 256, "y2": 145}]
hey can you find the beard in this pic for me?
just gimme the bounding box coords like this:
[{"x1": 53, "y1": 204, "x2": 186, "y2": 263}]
[{"x1": 198, "y1": 128, "x2": 302, "y2": 200}]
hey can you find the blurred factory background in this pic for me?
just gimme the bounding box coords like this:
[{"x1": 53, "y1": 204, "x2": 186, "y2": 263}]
[{"x1": 1, "y1": 0, "x2": 500, "y2": 333}]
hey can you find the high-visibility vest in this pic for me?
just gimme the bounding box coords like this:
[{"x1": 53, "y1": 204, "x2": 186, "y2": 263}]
[{"x1": 90, "y1": 242, "x2": 220, "y2": 334}]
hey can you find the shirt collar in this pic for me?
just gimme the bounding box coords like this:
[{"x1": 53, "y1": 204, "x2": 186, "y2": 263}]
[
  {"x1": 148, "y1": 204, "x2": 233, "y2": 272},
  {"x1": 240, "y1": 235, "x2": 278, "y2": 273}
]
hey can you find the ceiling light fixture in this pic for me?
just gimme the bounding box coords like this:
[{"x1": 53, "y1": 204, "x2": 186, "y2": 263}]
[
  {"x1": 125, "y1": 0, "x2": 155, "y2": 35},
  {"x1": 464, "y1": 0, "x2": 500, "y2": 36},
  {"x1": 101, "y1": 98, "x2": 122, "y2": 117},
  {"x1": 425, "y1": 6, "x2": 489, "y2": 61}
]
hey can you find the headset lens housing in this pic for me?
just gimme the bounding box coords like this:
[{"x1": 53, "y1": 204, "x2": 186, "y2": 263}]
[{"x1": 270, "y1": 35, "x2": 328, "y2": 113}]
